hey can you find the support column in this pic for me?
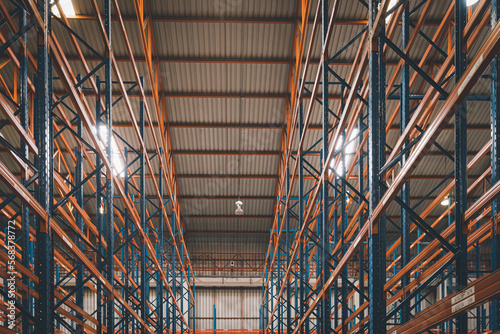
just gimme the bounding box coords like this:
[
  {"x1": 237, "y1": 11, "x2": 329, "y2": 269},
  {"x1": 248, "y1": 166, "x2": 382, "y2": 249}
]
[
  {"x1": 277, "y1": 214, "x2": 282, "y2": 334},
  {"x1": 19, "y1": 6, "x2": 31, "y2": 334},
  {"x1": 269, "y1": 242, "x2": 274, "y2": 334},
  {"x1": 340, "y1": 87, "x2": 349, "y2": 334},
  {"x1": 180, "y1": 239, "x2": 184, "y2": 334},
  {"x1": 400, "y1": 1, "x2": 411, "y2": 325},
  {"x1": 104, "y1": 0, "x2": 115, "y2": 327},
  {"x1": 286, "y1": 166, "x2": 291, "y2": 334},
  {"x1": 321, "y1": 0, "x2": 331, "y2": 332},
  {"x1": 298, "y1": 99, "x2": 305, "y2": 334},
  {"x1": 172, "y1": 211, "x2": 177, "y2": 334},
  {"x1": 341, "y1": 142, "x2": 348, "y2": 334},
  {"x1": 123, "y1": 147, "x2": 130, "y2": 334},
  {"x1": 166, "y1": 241, "x2": 171, "y2": 333},
  {"x1": 454, "y1": 0, "x2": 468, "y2": 333},
  {"x1": 213, "y1": 304, "x2": 216, "y2": 333},
  {"x1": 140, "y1": 76, "x2": 148, "y2": 333},
  {"x1": 158, "y1": 148, "x2": 164, "y2": 334},
  {"x1": 34, "y1": 0, "x2": 54, "y2": 331},
  {"x1": 368, "y1": 1, "x2": 386, "y2": 333},
  {"x1": 491, "y1": 0, "x2": 500, "y2": 330},
  {"x1": 95, "y1": 75, "x2": 104, "y2": 334},
  {"x1": 333, "y1": 176, "x2": 339, "y2": 329},
  {"x1": 358, "y1": 115, "x2": 364, "y2": 324},
  {"x1": 192, "y1": 281, "x2": 196, "y2": 332},
  {"x1": 104, "y1": 123, "x2": 115, "y2": 325},
  {"x1": 75, "y1": 74, "x2": 84, "y2": 333}
]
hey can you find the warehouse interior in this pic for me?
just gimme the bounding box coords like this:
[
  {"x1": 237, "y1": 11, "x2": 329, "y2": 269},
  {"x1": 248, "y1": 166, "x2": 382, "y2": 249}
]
[{"x1": 0, "y1": 0, "x2": 499, "y2": 333}]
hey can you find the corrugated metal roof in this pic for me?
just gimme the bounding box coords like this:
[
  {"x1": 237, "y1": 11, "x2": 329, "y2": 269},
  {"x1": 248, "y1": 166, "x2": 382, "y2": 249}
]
[
  {"x1": 177, "y1": 178, "x2": 276, "y2": 197},
  {"x1": 189, "y1": 233, "x2": 268, "y2": 249},
  {"x1": 155, "y1": 22, "x2": 294, "y2": 59},
  {"x1": 161, "y1": 62, "x2": 288, "y2": 94},
  {"x1": 170, "y1": 127, "x2": 281, "y2": 151},
  {"x1": 150, "y1": 0, "x2": 297, "y2": 18},
  {"x1": 175, "y1": 155, "x2": 279, "y2": 176},
  {"x1": 167, "y1": 97, "x2": 285, "y2": 124}
]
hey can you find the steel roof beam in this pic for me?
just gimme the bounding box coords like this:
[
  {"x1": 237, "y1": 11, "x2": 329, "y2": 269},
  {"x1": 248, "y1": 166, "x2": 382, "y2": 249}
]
[
  {"x1": 66, "y1": 14, "x2": 450, "y2": 27},
  {"x1": 26, "y1": 55, "x2": 443, "y2": 66},
  {"x1": 54, "y1": 90, "x2": 491, "y2": 100},
  {"x1": 1, "y1": 122, "x2": 492, "y2": 131},
  {"x1": 187, "y1": 231, "x2": 269, "y2": 235},
  {"x1": 181, "y1": 215, "x2": 443, "y2": 220},
  {"x1": 19, "y1": 170, "x2": 487, "y2": 181}
]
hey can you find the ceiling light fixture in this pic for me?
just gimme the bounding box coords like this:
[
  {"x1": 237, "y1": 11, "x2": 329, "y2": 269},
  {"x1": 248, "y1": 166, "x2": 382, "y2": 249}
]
[
  {"x1": 235, "y1": 199, "x2": 244, "y2": 215},
  {"x1": 441, "y1": 196, "x2": 451, "y2": 206},
  {"x1": 52, "y1": 0, "x2": 76, "y2": 18},
  {"x1": 466, "y1": 0, "x2": 479, "y2": 6}
]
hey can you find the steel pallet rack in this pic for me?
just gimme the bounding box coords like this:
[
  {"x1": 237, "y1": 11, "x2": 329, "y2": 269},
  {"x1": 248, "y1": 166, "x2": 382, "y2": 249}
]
[
  {"x1": 261, "y1": 0, "x2": 500, "y2": 333},
  {"x1": 0, "y1": 0, "x2": 195, "y2": 333}
]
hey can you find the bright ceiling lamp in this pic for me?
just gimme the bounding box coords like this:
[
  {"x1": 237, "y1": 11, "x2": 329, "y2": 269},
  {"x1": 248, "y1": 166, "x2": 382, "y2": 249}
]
[
  {"x1": 441, "y1": 196, "x2": 451, "y2": 206},
  {"x1": 235, "y1": 199, "x2": 244, "y2": 215},
  {"x1": 92, "y1": 125, "x2": 125, "y2": 177},
  {"x1": 330, "y1": 128, "x2": 359, "y2": 177},
  {"x1": 466, "y1": 0, "x2": 479, "y2": 6},
  {"x1": 386, "y1": 0, "x2": 399, "y2": 23},
  {"x1": 52, "y1": 0, "x2": 76, "y2": 18}
]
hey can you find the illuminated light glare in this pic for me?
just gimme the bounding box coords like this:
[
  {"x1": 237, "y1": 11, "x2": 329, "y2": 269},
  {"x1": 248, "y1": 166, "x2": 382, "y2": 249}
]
[
  {"x1": 466, "y1": 0, "x2": 479, "y2": 6},
  {"x1": 386, "y1": 0, "x2": 399, "y2": 23},
  {"x1": 52, "y1": 0, "x2": 76, "y2": 17},
  {"x1": 330, "y1": 128, "x2": 359, "y2": 177},
  {"x1": 92, "y1": 125, "x2": 125, "y2": 177},
  {"x1": 441, "y1": 196, "x2": 450, "y2": 206},
  {"x1": 235, "y1": 200, "x2": 244, "y2": 215}
]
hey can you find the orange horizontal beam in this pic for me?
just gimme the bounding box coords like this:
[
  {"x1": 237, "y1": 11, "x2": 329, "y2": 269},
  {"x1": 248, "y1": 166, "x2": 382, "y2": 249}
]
[
  {"x1": 66, "y1": 14, "x2": 446, "y2": 26},
  {"x1": 183, "y1": 215, "x2": 443, "y2": 220},
  {"x1": 175, "y1": 174, "x2": 484, "y2": 180},
  {"x1": 187, "y1": 231, "x2": 269, "y2": 235},
  {"x1": 1, "y1": 171, "x2": 485, "y2": 181},
  {"x1": 21, "y1": 55, "x2": 441, "y2": 66},
  {"x1": 173, "y1": 150, "x2": 280, "y2": 156},
  {"x1": 3, "y1": 122, "x2": 488, "y2": 131},
  {"x1": 53, "y1": 91, "x2": 347, "y2": 99}
]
